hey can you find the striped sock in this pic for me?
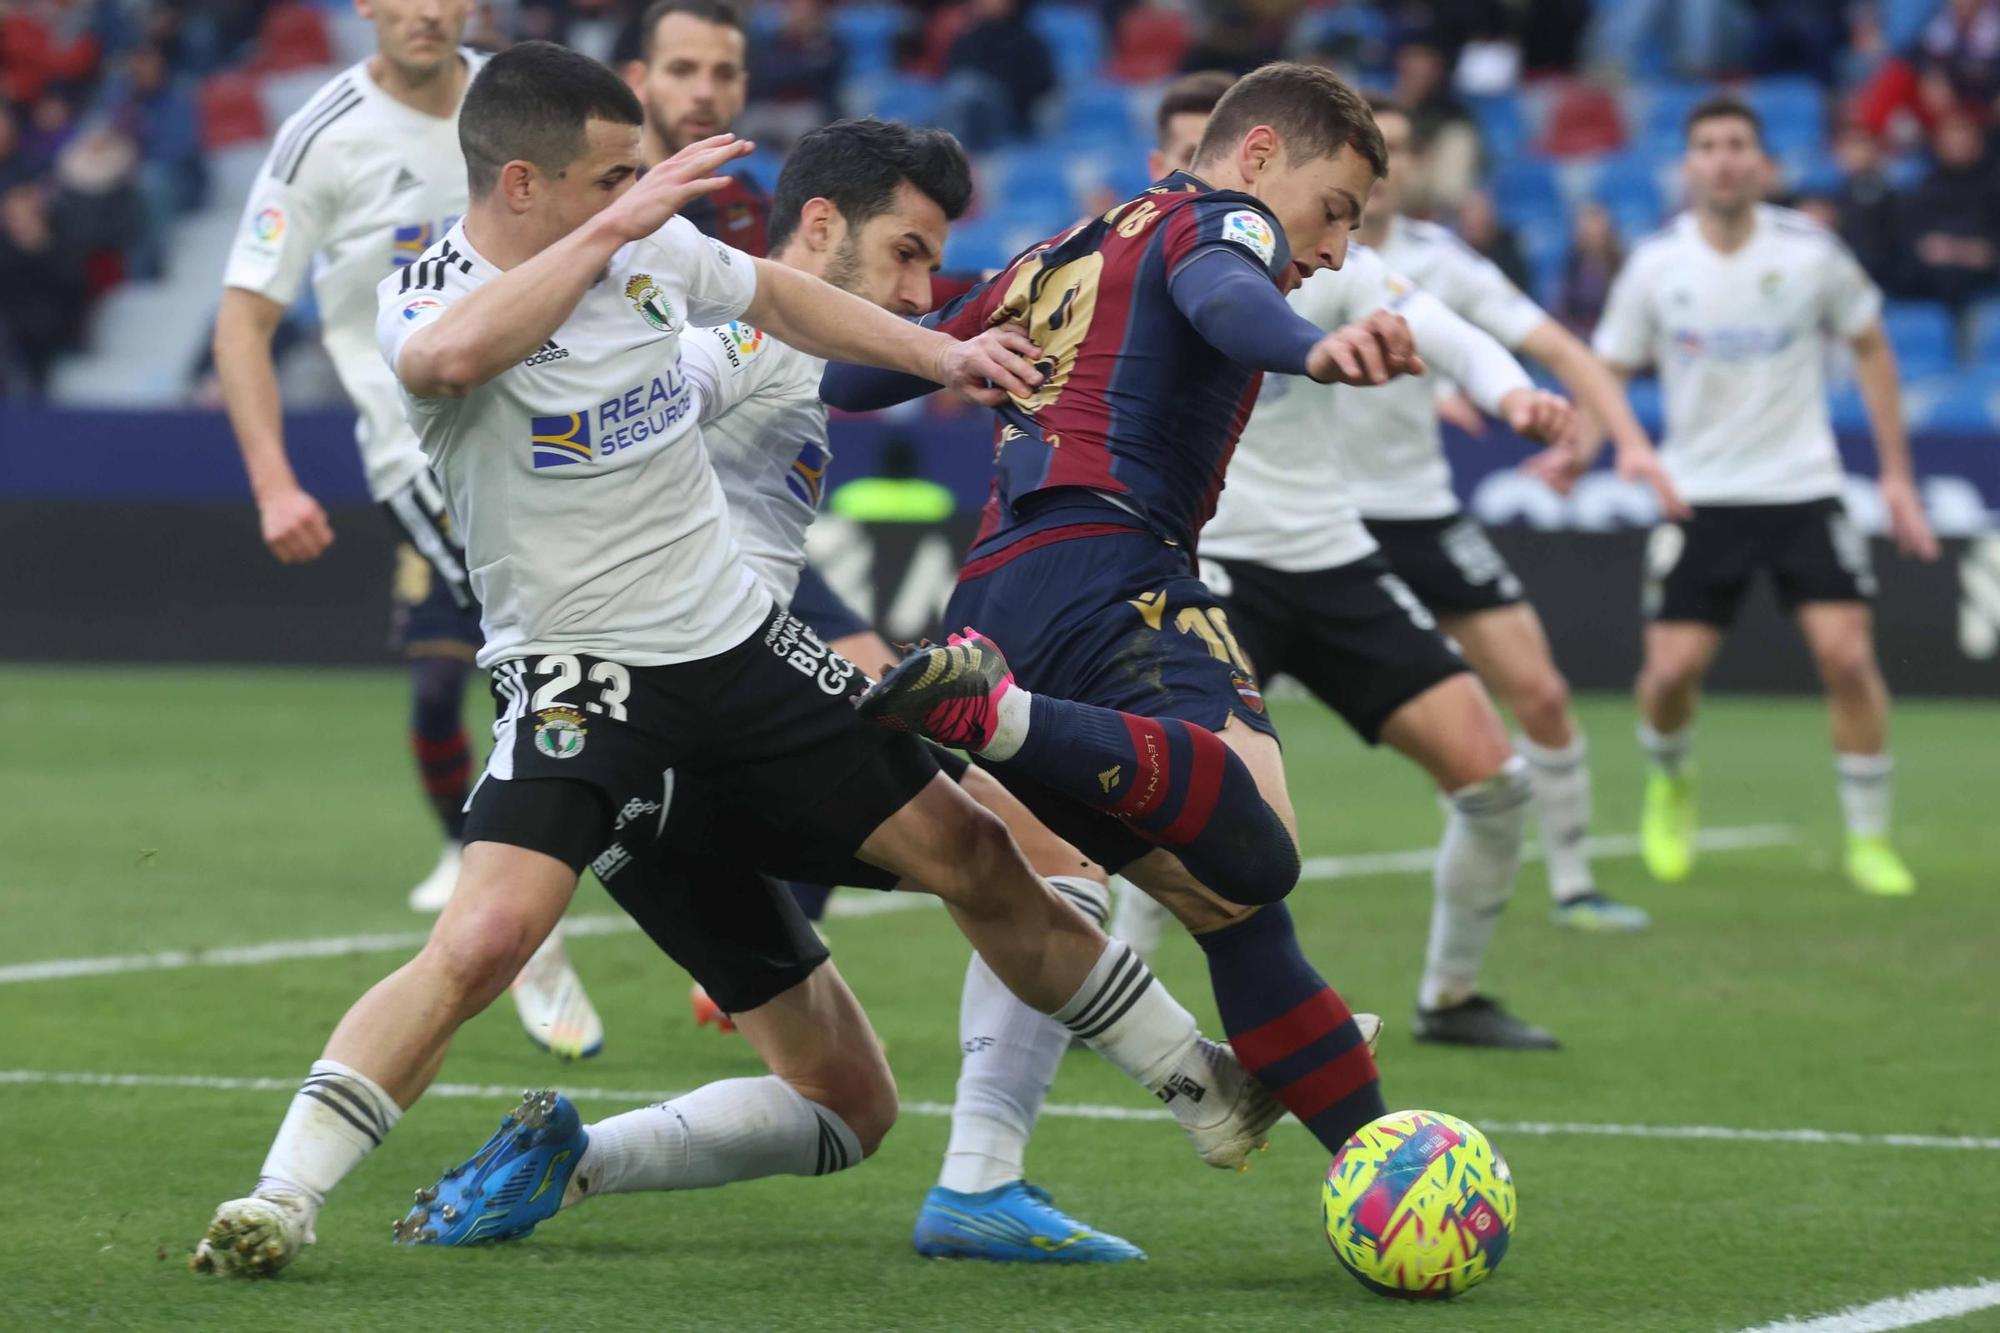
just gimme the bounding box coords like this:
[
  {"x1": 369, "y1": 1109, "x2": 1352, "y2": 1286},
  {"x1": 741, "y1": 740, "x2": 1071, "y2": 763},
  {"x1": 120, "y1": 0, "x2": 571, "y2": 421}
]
[
  {"x1": 1195, "y1": 905, "x2": 1384, "y2": 1154},
  {"x1": 409, "y1": 657, "x2": 473, "y2": 840},
  {"x1": 1051, "y1": 939, "x2": 1196, "y2": 1093},
  {"x1": 257, "y1": 1059, "x2": 402, "y2": 1209},
  {"x1": 1002, "y1": 694, "x2": 1299, "y2": 906}
]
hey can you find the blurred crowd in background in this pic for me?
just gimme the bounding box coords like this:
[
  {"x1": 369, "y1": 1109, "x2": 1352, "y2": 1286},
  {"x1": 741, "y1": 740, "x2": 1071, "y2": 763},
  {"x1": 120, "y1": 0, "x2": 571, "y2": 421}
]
[{"x1": 1, "y1": 0, "x2": 1996, "y2": 405}]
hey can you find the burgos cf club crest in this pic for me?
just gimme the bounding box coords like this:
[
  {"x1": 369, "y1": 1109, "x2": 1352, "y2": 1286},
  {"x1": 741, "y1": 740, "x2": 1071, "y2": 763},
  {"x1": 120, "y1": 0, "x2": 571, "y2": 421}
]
[
  {"x1": 625, "y1": 273, "x2": 675, "y2": 331},
  {"x1": 533, "y1": 706, "x2": 588, "y2": 759}
]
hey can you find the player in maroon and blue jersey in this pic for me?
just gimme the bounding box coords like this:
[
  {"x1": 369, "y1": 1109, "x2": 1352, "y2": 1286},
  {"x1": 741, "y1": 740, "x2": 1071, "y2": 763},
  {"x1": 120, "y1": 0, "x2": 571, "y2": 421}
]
[{"x1": 830, "y1": 63, "x2": 1421, "y2": 1158}]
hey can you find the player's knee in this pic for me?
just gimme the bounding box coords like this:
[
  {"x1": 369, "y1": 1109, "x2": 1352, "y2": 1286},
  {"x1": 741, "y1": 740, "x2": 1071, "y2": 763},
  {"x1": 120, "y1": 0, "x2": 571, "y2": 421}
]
[
  {"x1": 423, "y1": 905, "x2": 538, "y2": 1009},
  {"x1": 1511, "y1": 668, "x2": 1572, "y2": 740},
  {"x1": 794, "y1": 1058, "x2": 898, "y2": 1161},
  {"x1": 1814, "y1": 638, "x2": 1880, "y2": 698},
  {"x1": 928, "y1": 800, "x2": 1022, "y2": 902},
  {"x1": 409, "y1": 654, "x2": 471, "y2": 719},
  {"x1": 1190, "y1": 818, "x2": 1301, "y2": 907}
]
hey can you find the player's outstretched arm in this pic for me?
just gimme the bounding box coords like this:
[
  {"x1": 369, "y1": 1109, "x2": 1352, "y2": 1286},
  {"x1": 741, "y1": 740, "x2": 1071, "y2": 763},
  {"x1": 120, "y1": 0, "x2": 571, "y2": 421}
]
[
  {"x1": 215, "y1": 287, "x2": 335, "y2": 562},
  {"x1": 744, "y1": 261, "x2": 1042, "y2": 407},
  {"x1": 397, "y1": 137, "x2": 753, "y2": 399},
  {"x1": 1517, "y1": 319, "x2": 1687, "y2": 518},
  {"x1": 1850, "y1": 319, "x2": 1939, "y2": 561}
]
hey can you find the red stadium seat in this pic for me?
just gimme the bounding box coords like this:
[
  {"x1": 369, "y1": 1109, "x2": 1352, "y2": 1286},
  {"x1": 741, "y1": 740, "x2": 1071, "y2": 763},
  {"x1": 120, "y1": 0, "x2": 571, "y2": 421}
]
[
  {"x1": 253, "y1": 4, "x2": 334, "y2": 74},
  {"x1": 1540, "y1": 83, "x2": 1626, "y2": 157},
  {"x1": 199, "y1": 72, "x2": 268, "y2": 150},
  {"x1": 1107, "y1": 8, "x2": 1190, "y2": 83}
]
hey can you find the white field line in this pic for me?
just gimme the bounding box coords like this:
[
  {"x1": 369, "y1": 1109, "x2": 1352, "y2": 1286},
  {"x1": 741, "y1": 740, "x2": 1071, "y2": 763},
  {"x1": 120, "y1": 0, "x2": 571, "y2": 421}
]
[
  {"x1": 3, "y1": 1069, "x2": 1996, "y2": 1155},
  {"x1": 0, "y1": 823, "x2": 1796, "y2": 987},
  {"x1": 1731, "y1": 1278, "x2": 2000, "y2": 1333}
]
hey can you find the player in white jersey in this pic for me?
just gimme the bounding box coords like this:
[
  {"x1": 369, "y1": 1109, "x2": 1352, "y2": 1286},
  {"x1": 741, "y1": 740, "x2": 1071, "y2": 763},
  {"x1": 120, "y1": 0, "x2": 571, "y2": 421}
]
[
  {"x1": 213, "y1": 0, "x2": 601, "y2": 1060},
  {"x1": 1590, "y1": 97, "x2": 1937, "y2": 896},
  {"x1": 1349, "y1": 98, "x2": 1686, "y2": 932},
  {"x1": 195, "y1": 45, "x2": 1276, "y2": 1277}
]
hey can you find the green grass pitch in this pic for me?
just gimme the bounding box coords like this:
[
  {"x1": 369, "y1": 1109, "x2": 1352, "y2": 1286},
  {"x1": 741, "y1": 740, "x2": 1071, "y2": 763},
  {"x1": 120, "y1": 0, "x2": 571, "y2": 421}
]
[{"x1": 2, "y1": 665, "x2": 1997, "y2": 1331}]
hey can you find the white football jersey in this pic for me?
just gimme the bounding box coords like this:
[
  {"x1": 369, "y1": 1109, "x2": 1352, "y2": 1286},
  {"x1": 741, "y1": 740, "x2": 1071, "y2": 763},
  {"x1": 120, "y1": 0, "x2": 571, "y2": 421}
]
[
  {"x1": 1202, "y1": 245, "x2": 1532, "y2": 572},
  {"x1": 1593, "y1": 205, "x2": 1882, "y2": 506},
  {"x1": 679, "y1": 321, "x2": 829, "y2": 603},
  {"x1": 375, "y1": 218, "x2": 768, "y2": 668},
  {"x1": 223, "y1": 52, "x2": 484, "y2": 502},
  {"x1": 1330, "y1": 215, "x2": 1550, "y2": 519}
]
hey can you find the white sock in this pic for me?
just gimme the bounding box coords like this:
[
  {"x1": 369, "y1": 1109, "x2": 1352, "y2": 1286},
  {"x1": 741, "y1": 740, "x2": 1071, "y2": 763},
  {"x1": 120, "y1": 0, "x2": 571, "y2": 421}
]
[
  {"x1": 1638, "y1": 722, "x2": 1692, "y2": 778},
  {"x1": 1519, "y1": 733, "x2": 1594, "y2": 903},
  {"x1": 982, "y1": 682, "x2": 1035, "y2": 761},
  {"x1": 564, "y1": 1076, "x2": 861, "y2": 1206},
  {"x1": 938, "y1": 876, "x2": 1108, "y2": 1195},
  {"x1": 1108, "y1": 876, "x2": 1170, "y2": 961},
  {"x1": 1420, "y1": 758, "x2": 1530, "y2": 1012},
  {"x1": 256, "y1": 1059, "x2": 403, "y2": 1224},
  {"x1": 1835, "y1": 752, "x2": 1894, "y2": 838},
  {"x1": 1050, "y1": 937, "x2": 1227, "y2": 1137}
]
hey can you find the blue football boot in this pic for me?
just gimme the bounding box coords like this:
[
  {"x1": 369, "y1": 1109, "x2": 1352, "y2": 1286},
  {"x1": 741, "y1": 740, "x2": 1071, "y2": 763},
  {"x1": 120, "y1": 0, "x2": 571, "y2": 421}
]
[
  {"x1": 913, "y1": 1182, "x2": 1146, "y2": 1263},
  {"x1": 393, "y1": 1089, "x2": 587, "y2": 1246}
]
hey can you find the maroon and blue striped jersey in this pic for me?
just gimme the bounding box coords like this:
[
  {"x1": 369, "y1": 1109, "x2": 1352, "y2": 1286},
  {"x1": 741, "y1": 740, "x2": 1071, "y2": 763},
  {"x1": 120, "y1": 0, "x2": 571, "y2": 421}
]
[{"x1": 929, "y1": 172, "x2": 1294, "y2": 551}]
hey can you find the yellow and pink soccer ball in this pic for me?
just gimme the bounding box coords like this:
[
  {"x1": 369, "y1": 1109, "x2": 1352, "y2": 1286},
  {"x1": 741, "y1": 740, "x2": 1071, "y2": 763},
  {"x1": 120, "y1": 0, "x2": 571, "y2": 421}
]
[{"x1": 1322, "y1": 1109, "x2": 1516, "y2": 1299}]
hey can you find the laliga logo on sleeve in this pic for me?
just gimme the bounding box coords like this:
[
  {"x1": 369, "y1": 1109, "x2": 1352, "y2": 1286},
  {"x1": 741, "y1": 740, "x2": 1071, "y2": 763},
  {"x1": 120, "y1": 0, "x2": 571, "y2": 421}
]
[
  {"x1": 1221, "y1": 209, "x2": 1277, "y2": 265},
  {"x1": 401, "y1": 297, "x2": 444, "y2": 322},
  {"x1": 252, "y1": 207, "x2": 285, "y2": 243}
]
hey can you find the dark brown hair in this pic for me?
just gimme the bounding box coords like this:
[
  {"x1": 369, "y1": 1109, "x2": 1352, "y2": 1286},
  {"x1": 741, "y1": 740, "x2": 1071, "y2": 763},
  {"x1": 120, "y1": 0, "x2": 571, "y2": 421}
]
[
  {"x1": 1155, "y1": 70, "x2": 1236, "y2": 145},
  {"x1": 1684, "y1": 94, "x2": 1764, "y2": 147},
  {"x1": 1194, "y1": 61, "x2": 1388, "y2": 176}
]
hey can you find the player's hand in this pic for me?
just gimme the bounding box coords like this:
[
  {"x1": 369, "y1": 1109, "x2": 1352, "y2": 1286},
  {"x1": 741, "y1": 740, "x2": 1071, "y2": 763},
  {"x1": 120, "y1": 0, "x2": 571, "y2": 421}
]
[
  {"x1": 1521, "y1": 442, "x2": 1587, "y2": 494},
  {"x1": 259, "y1": 486, "x2": 333, "y2": 563},
  {"x1": 1436, "y1": 391, "x2": 1487, "y2": 438},
  {"x1": 1616, "y1": 444, "x2": 1691, "y2": 521},
  {"x1": 935, "y1": 323, "x2": 1043, "y2": 407},
  {"x1": 1305, "y1": 309, "x2": 1424, "y2": 386},
  {"x1": 1499, "y1": 387, "x2": 1575, "y2": 445},
  {"x1": 1879, "y1": 473, "x2": 1939, "y2": 561},
  {"x1": 596, "y1": 134, "x2": 755, "y2": 244}
]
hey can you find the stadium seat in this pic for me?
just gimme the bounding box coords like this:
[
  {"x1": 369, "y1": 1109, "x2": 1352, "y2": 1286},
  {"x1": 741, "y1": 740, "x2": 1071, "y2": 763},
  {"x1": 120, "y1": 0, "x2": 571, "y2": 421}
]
[
  {"x1": 1061, "y1": 83, "x2": 1141, "y2": 145},
  {"x1": 1540, "y1": 83, "x2": 1625, "y2": 157},
  {"x1": 1031, "y1": 6, "x2": 1107, "y2": 85},
  {"x1": 1292, "y1": 5, "x2": 1391, "y2": 73},
  {"x1": 1491, "y1": 159, "x2": 1563, "y2": 229},
  {"x1": 1881, "y1": 0, "x2": 1940, "y2": 48},
  {"x1": 830, "y1": 5, "x2": 907, "y2": 79},
  {"x1": 252, "y1": 4, "x2": 332, "y2": 74},
  {"x1": 1906, "y1": 372, "x2": 2000, "y2": 431},
  {"x1": 1969, "y1": 299, "x2": 2000, "y2": 363},
  {"x1": 851, "y1": 78, "x2": 942, "y2": 127},
  {"x1": 981, "y1": 150, "x2": 1078, "y2": 222},
  {"x1": 1107, "y1": 7, "x2": 1190, "y2": 83},
  {"x1": 1881, "y1": 302, "x2": 1956, "y2": 377},
  {"x1": 1466, "y1": 93, "x2": 1529, "y2": 163},
  {"x1": 1745, "y1": 76, "x2": 1826, "y2": 155},
  {"x1": 198, "y1": 72, "x2": 268, "y2": 151},
  {"x1": 1639, "y1": 82, "x2": 1711, "y2": 143},
  {"x1": 942, "y1": 214, "x2": 1036, "y2": 272}
]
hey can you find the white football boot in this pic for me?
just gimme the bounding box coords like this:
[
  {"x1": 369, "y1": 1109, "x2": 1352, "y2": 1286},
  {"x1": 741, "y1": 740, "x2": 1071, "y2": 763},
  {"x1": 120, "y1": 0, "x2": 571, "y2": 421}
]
[
  {"x1": 1180, "y1": 1014, "x2": 1384, "y2": 1170},
  {"x1": 191, "y1": 1191, "x2": 315, "y2": 1277},
  {"x1": 405, "y1": 842, "x2": 462, "y2": 913},
  {"x1": 510, "y1": 925, "x2": 604, "y2": 1060}
]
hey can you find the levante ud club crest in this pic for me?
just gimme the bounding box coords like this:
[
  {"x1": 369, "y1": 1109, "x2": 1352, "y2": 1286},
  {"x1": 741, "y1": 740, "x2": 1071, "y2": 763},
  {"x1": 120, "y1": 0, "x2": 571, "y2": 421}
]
[{"x1": 625, "y1": 274, "x2": 675, "y2": 331}]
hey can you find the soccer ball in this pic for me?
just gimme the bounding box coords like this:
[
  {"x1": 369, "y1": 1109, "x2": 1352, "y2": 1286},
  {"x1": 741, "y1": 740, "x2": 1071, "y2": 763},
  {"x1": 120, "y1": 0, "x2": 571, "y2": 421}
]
[{"x1": 1321, "y1": 1109, "x2": 1515, "y2": 1299}]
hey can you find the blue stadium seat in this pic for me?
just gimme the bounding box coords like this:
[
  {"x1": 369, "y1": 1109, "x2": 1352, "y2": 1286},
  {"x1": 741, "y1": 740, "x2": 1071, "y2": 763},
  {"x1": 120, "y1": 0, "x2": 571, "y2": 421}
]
[
  {"x1": 1640, "y1": 83, "x2": 1711, "y2": 142},
  {"x1": 1907, "y1": 372, "x2": 1999, "y2": 431},
  {"x1": 1492, "y1": 159, "x2": 1563, "y2": 229},
  {"x1": 1061, "y1": 83, "x2": 1142, "y2": 145},
  {"x1": 736, "y1": 148, "x2": 783, "y2": 194},
  {"x1": 830, "y1": 5, "x2": 907, "y2": 78},
  {"x1": 1031, "y1": 6, "x2": 1106, "y2": 84},
  {"x1": 1745, "y1": 76, "x2": 1825, "y2": 153},
  {"x1": 1466, "y1": 93, "x2": 1528, "y2": 162},
  {"x1": 1518, "y1": 225, "x2": 1569, "y2": 306},
  {"x1": 1589, "y1": 152, "x2": 1665, "y2": 223},
  {"x1": 1881, "y1": 0, "x2": 1940, "y2": 48},
  {"x1": 852, "y1": 79, "x2": 942, "y2": 127},
  {"x1": 982, "y1": 151, "x2": 1078, "y2": 223},
  {"x1": 1882, "y1": 302, "x2": 1956, "y2": 376},
  {"x1": 943, "y1": 214, "x2": 1044, "y2": 273},
  {"x1": 1969, "y1": 299, "x2": 2000, "y2": 363}
]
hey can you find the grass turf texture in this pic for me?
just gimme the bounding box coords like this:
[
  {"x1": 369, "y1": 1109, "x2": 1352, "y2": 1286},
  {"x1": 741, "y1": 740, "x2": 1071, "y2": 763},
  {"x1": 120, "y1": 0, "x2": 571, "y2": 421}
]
[{"x1": 2, "y1": 665, "x2": 1997, "y2": 1332}]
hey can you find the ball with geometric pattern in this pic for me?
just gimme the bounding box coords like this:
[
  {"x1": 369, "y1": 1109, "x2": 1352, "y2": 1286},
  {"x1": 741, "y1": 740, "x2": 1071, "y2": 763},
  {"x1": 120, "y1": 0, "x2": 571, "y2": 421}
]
[{"x1": 1321, "y1": 1109, "x2": 1516, "y2": 1299}]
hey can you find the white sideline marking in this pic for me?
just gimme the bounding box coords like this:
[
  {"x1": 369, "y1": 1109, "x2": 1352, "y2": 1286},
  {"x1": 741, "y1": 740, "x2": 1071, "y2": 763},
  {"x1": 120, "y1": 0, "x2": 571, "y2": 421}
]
[
  {"x1": 0, "y1": 822, "x2": 1796, "y2": 986},
  {"x1": 3, "y1": 1069, "x2": 1996, "y2": 1155},
  {"x1": 1297, "y1": 822, "x2": 1797, "y2": 881},
  {"x1": 1732, "y1": 1278, "x2": 2000, "y2": 1333}
]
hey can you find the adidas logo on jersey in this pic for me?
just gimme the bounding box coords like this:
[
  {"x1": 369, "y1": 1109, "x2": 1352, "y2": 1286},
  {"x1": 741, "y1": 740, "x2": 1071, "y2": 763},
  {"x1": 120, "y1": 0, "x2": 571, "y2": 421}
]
[
  {"x1": 524, "y1": 339, "x2": 569, "y2": 367},
  {"x1": 391, "y1": 166, "x2": 423, "y2": 193}
]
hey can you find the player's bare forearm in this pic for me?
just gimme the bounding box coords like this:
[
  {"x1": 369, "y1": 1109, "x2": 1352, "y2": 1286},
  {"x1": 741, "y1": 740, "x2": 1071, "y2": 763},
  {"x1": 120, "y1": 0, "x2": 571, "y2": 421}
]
[
  {"x1": 750, "y1": 260, "x2": 1042, "y2": 405},
  {"x1": 398, "y1": 216, "x2": 627, "y2": 398},
  {"x1": 214, "y1": 288, "x2": 296, "y2": 499},
  {"x1": 1850, "y1": 322, "x2": 1913, "y2": 481},
  {"x1": 1520, "y1": 320, "x2": 1650, "y2": 464}
]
